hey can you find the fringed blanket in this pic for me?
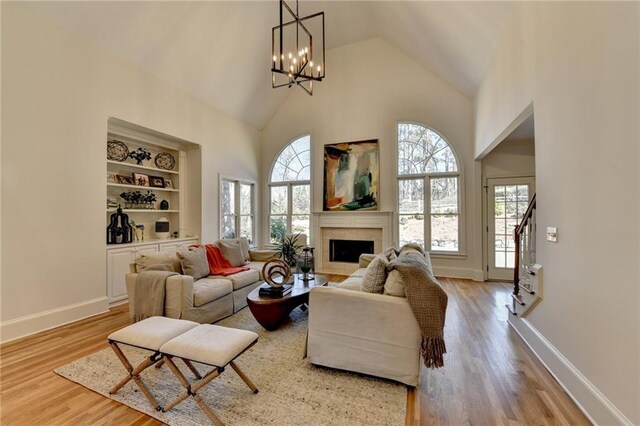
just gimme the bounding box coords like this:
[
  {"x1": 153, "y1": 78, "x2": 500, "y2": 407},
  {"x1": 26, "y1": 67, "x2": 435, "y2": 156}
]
[
  {"x1": 204, "y1": 244, "x2": 250, "y2": 276},
  {"x1": 133, "y1": 270, "x2": 177, "y2": 323},
  {"x1": 388, "y1": 253, "x2": 448, "y2": 368}
]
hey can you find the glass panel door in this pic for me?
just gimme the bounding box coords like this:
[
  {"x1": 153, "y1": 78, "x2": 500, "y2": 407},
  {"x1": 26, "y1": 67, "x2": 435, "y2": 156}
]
[{"x1": 487, "y1": 177, "x2": 535, "y2": 281}]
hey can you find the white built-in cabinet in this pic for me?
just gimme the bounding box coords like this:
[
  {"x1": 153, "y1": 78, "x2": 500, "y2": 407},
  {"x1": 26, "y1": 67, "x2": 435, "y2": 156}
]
[
  {"x1": 107, "y1": 238, "x2": 198, "y2": 305},
  {"x1": 106, "y1": 118, "x2": 200, "y2": 306}
]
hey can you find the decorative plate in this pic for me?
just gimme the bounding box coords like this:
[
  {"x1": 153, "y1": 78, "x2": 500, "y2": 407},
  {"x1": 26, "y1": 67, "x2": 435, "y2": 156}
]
[
  {"x1": 154, "y1": 152, "x2": 176, "y2": 170},
  {"x1": 107, "y1": 140, "x2": 129, "y2": 162}
]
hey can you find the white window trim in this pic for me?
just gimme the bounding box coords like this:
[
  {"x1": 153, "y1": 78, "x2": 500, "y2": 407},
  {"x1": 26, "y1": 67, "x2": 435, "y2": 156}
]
[
  {"x1": 395, "y1": 121, "x2": 465, "y2": 256},
  {"x1": 267, "y1": 133, "x2": 313, "y2": 244},
  {"x1": 219, "y1": 175, "x2": 256, "y2": 245}
]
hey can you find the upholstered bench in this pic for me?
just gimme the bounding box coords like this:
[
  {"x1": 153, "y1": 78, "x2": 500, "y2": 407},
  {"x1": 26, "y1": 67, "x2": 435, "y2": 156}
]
[
  {"x1": 160, "y1": 325, "x2": 259, "y2": 425},
  {"x1": 108, "y1": 316, "x2": 199, "y2": 410},
  {"x1": 108, "y1": 317, "x2": 259, "y2": 425}
]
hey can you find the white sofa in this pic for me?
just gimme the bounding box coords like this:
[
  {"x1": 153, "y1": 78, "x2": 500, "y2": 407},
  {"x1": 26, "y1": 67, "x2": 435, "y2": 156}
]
[
  {"x1": 307, "y1": 252, "x2": 425, "y2": 386},
  {"x1": 126, "y1": 239, "x2": 277, "y2": 324}
]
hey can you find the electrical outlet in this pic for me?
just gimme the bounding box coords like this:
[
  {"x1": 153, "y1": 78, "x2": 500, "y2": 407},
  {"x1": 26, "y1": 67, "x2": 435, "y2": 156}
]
[{"x1": 547, "y1": 227, "x2": 558, "y2": 242}]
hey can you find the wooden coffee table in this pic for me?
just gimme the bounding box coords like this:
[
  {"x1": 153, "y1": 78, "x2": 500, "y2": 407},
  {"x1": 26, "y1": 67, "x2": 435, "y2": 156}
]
[{"x1": 247, "y1": 274, "x2": 328, "y2": 331}]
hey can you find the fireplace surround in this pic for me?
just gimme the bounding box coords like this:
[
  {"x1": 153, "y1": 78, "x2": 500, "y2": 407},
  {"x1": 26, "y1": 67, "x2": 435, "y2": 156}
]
[{"x1": 311, "y1": 211, "x2": 393, "y2": 274}]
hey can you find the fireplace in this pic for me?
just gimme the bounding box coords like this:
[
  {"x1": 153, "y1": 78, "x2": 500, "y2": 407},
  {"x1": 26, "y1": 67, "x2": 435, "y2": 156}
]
[
  {"x1": 329, "y1": 239, "x2": 375, "y2": 263},
  {"x1": 312, "y1": 211, "x2": 392, "y2": 274}
]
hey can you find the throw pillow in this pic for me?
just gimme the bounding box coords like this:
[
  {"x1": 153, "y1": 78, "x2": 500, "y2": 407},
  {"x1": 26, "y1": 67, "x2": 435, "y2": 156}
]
[
  {"x1": 218, "y1": 240, "x2": 247, "y2": 267},
  {"x1": 383, "y1": 270, "x2": 405, "y2": 297},
  {"x1": 141, "y1": 263, "x2": 174, "y2": 272},
  {"x1": 176, "y1": 245, "x2": 209, "y2": 280},
  {"x1": 238, "y1": 237, "x2": 251, "y2": 261},
  {"x1": 381, "y1": 246, "x2": 398, "y2": 261},
  {"x1": 361, "y1": 254, "x2": 389, "y2": 293},
  {"x1": 135, "y1": 253, "x2": 182, "y2": 274},
  {"x1": 398, "y1": 243, "x2": 425, "y2": 257}
]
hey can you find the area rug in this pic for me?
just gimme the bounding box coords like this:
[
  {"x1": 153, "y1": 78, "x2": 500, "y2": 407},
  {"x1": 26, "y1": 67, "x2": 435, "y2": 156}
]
[{"x1": 55, "y1": 308, "x2": 406, "y2": 426}]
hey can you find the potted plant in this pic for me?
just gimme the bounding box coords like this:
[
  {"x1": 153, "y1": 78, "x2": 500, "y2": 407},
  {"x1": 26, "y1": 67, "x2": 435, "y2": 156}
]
[{"x1": 275, "y1": 233, "x2": 303, "y2": 267}]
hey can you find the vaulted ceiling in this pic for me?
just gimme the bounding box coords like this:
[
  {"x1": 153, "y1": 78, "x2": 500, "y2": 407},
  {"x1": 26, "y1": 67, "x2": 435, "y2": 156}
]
[{"x1": 26, "y1": 1, "x2": 514, "y2": 129}]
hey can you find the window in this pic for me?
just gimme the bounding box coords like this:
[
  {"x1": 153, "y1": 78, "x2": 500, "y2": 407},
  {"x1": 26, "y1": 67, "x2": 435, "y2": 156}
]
[
  {"x1": 269, "y1": 135, "x2": 311, "y2": 243},
  {"x1": 397, "y1": 123, "x2": 460, "y2": 253},
  {"x1": 220, "y1": 178, "x2": 255, "y2": 244}
]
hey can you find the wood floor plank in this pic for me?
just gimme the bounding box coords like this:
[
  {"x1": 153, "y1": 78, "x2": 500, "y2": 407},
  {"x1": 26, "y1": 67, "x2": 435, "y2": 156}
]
[{"x1": 0, "y1": 278, "x2": 590, "y2": 425}]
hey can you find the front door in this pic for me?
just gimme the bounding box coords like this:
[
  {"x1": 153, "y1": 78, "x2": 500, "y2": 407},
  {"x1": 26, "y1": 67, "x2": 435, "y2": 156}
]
[{"x1": 487, "y1": 177, "x2": 535, "y2": 281}]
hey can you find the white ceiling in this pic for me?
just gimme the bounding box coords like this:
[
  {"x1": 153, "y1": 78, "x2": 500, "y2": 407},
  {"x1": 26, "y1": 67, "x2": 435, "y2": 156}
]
[{"x1": 26, "y1": 1, "x2": 514, "y2": 129}]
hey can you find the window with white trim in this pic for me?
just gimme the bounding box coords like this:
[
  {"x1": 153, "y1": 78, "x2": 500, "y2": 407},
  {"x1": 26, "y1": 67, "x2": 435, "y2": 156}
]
[
  {"x1": 221, "y1": 178, "x2": 255, "y2": 244},
  {"x1": 269, "y1": 135, "x2": 311, "y2": 243},
  {"x1": 397, "y1": 123, "x2": 461, "y2": 253}
]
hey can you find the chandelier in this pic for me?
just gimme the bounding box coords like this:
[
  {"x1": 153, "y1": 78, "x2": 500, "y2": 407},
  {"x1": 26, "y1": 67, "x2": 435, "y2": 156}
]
[{"x1": 271, "y1": 0, "x2": 325, "y2": 95}]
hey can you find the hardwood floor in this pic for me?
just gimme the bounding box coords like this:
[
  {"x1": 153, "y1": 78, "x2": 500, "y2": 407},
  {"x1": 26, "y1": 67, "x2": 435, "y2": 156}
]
[{"x1": 0, "y1": 278, "x2": 590, "y2": 425}]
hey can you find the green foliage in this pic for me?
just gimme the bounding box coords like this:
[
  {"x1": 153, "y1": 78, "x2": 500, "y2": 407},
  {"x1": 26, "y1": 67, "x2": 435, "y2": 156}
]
[
  {"x1": 275, "y1": 233, "x2": 303, "y2": 267},
  {"x1": 270, "y1": 217, "x2": 286, "y2": 243}
]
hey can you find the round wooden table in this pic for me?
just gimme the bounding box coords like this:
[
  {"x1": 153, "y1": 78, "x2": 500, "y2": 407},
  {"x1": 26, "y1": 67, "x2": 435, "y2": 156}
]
[{"x1": 247, "y1": 274, "x2": 328, "y2": 331}]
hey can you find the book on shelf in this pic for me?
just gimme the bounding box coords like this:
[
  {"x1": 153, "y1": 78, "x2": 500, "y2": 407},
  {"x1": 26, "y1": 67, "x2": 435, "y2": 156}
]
[{"x1": 258, "y1": 283, "x2": 292, "y2": 296}]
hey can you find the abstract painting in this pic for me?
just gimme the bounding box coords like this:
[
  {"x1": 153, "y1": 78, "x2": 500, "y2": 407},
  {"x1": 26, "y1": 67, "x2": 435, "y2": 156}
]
[{"x1": 324, "y1": 140, "x2": 379, "y2": 211}]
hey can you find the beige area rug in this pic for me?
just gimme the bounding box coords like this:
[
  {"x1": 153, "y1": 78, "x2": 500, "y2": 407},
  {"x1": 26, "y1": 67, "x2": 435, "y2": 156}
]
[{"x1": 55, "y1": 308, "x2": 406, "y2": 426}]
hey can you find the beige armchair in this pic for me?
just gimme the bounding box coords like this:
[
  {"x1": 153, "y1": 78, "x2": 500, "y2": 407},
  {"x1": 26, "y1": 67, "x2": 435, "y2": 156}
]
[{"x1": 307, "y1": 254, "x2": 423, "y2": 386}]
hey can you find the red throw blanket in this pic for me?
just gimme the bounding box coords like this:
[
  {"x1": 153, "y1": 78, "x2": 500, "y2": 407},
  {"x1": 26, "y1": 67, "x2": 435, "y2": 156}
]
[{"x1": 203, "y1": 244, "x2": 249, "y2": 276}]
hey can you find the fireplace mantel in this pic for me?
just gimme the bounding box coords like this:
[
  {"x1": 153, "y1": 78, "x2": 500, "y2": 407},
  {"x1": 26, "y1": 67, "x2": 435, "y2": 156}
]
[{"x1": 311, "y1": 211, "x2": 394, "y2": 274}]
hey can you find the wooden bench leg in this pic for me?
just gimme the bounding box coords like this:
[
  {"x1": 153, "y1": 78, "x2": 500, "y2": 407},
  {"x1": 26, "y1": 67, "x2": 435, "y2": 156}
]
[
  {"x1": 230, "y1": 361, "x2": 258, "y2": 394},
  {"x1": 108, "y1": 342, "x2": 162, "y2": 411}
]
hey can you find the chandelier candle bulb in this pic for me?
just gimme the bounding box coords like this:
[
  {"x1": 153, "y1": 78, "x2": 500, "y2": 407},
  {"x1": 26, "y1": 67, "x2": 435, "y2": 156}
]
[{"x1": 271, "y1": 0, "x2": 325, "y2": 95}]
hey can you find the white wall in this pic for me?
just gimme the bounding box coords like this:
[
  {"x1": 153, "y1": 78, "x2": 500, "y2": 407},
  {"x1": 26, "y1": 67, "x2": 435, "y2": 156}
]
[
  {"x1": 0, "y1": 4, "x2": 260, "y2": 341},
  {"x1": 482, "y1": 138, "x2": 535, "y2": 179},
  {"x1": 474, "y1": 3, "x2": 639, "y2": 424},
  {"x1": 261, "y1": 37, "x2": 482, "y2": 280}
]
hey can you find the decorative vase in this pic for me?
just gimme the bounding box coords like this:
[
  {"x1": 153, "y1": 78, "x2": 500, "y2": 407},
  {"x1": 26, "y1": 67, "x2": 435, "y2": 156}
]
[
  {"x1": 155, "y1": 217, "x2": 170, "y2": 239},
  {"x1": 296, "y1": 246, "x2": 315, "y2": 281},
  {"x1": 106, "y1": 206, "x2": 133, "y2": 244}
]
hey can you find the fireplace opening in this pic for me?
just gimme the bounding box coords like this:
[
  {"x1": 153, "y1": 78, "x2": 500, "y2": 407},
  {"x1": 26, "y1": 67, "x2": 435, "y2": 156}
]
[{"x1": 329, "y1": 239, "x2": 375, "y2": 263}]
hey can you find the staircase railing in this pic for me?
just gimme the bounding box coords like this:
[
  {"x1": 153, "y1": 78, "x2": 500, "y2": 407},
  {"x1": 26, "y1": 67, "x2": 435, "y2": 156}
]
[{"x1": 513, "y1": 193, "x2": 536, "y2": 299}]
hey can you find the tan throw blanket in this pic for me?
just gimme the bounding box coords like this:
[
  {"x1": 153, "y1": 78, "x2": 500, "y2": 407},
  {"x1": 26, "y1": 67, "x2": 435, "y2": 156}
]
[
  {"x1": 388, "y1": 253, "x2": 448, "y2": 368},
  {"x1": 133, "y1": 271, "x2": 177, "y2": 323}
]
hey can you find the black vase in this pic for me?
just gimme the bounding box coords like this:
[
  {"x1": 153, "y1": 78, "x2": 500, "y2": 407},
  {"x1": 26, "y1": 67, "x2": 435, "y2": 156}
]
[
  {"x1": 160, "y1": 200, "x2": 169, "y2": 210},
  {"x1": 106, "y1": 206, "x2": 133, "y2": 244}
]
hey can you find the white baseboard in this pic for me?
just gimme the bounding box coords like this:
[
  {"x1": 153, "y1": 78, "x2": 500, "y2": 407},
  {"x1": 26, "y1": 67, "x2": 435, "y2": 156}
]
[
  {"x1": 508, "y1": 315, "x2": 633, "y2": 425},
  {"x1": 433, "y1": 266, "x2": 484, "y2": 281},
  {"x1": 0, "y1": 297, "x2": 109, "y2": 344}
]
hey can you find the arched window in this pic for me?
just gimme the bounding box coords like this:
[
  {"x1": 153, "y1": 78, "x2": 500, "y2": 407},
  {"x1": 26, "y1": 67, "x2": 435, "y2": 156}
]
[
  {"x1": 397, "y1": 123, "x2": 461, "y2": 252},
  {"x1": 269, "y1": 135, "x2": 311, "y2": 243}
]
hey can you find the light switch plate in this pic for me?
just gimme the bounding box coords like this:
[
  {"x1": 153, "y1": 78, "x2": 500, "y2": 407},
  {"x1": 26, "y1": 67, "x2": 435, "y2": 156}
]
[{"x1": 547, "y1": 227, "x2": 558, "y2": 242}]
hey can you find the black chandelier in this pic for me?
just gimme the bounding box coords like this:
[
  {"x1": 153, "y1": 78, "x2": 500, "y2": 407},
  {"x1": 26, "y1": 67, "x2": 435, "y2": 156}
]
[{"x1": 271, "y1": 0, "x2": 325, "y2": 95}]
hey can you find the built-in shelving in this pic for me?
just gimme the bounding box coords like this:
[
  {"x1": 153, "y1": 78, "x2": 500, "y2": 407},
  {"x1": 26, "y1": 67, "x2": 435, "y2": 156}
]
[
  {"x1": 107, "y1": 182, "x2": 179, "y2": 192},
  {"x1": 107, "y1": 119, "x2": 185, "y2": 241},
  {"x1": 106, "y1": 209, "x2": 179, "y2": 213},
  {"x1": 107, "y1": 159, "x2": 180, "y2": 175},
  {"x1": 105, "y1": 117, "x2": 201, "y2": 307}
]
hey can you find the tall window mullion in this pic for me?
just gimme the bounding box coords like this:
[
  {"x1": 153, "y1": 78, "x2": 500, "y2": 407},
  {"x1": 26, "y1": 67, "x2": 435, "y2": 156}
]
[
  {"x1": 269, "y1": 135, "x2": 312, "y2": 243},
  {"x1": 269, "y1": 184, "x2": 289, "y2": 243},
  {"x1": 397, "y1": 122, "x2": 461, "y2": 253},
  {"x1": 239, "y1": 183, "x2": 254, "y2": 245},
  {"x1": 221, "y1": 180, "x2": 236, "y2": 239},
  {"x1": 429, "y1": 177, "x2": 459, "y2": 252},
  {"x1": 398, "y1": 178, "x2": 425, "y2": 246},
  {"x1": 221, "y1": 178, "x2": 254, "y2": 244}
]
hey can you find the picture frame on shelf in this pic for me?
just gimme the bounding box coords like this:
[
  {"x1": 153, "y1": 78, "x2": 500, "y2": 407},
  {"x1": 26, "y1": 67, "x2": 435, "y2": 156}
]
[
  {"x1": 107, "y1": 173, "x2": 118, "y2": 183},
  {"x1": 149, "y1": 176, "x2": 165, "y2": 188},
  {"x1": 133, "y1": 173, "x2": 150, "y2": 187},
  {"x1": 164, "y1": 179, "x2": 173, "y2": 189},
  {"x1": 117, "y1": 175, "x2": 135, "y2": 185}
]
